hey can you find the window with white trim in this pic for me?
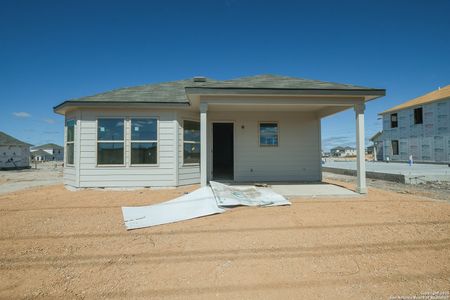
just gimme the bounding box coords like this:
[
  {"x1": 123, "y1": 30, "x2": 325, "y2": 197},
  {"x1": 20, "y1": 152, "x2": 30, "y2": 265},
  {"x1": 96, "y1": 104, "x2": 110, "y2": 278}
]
[
  {"x1": 130, "y1": 118, "x2": 158, "y2": 165},
  {"x1": 259, "y1": 122, "x2": 278, "y2": 146},
  {"x1": 97, "y1": 118, "x2": 124, "y2": 165},
  {"x1": 66, "y1": 120, "x2": 75, "y2": 165},
  {"x1": 183, "y1": 120, "x2": 200, "y2": 164}
]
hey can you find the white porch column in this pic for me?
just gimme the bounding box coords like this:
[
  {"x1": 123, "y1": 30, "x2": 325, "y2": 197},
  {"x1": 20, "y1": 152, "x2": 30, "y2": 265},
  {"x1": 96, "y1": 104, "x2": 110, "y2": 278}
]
[
  {"x1": 355, "y1": 103, "x2": 367, "y2": 194},
  {"x1": 200, "y1": 103, "x2": 208, "y2": 187},
  {"x1": 373, "y1": 143, "x2": 377, "y2": 162}
]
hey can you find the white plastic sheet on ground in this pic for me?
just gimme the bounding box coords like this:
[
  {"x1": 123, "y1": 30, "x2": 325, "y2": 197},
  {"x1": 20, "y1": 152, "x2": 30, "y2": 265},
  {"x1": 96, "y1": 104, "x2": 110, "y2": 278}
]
[
  {"x1": 210, "y1": 181, "x2": 291, "y2": 207},
  {"x1": 122, "y1": 181, "x2": 290, "y2": 230}
]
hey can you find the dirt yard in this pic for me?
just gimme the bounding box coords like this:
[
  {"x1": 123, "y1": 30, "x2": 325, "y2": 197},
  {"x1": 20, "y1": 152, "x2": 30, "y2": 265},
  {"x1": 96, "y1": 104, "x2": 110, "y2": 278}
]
[
  {"x1": 1, "y1": 180, "x2": 449, "y2": 299},
  {"x1": 0, "y1": 162, "x2": 63, "y2": 195},
  {"x1": 324, "y1": 172, "x2": 450, "y2": 202}
]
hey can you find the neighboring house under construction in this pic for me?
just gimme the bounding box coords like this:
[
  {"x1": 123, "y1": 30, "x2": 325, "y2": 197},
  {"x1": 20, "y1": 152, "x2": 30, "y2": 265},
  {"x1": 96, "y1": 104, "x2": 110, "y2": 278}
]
[
  {"x1": 0, "y1": 131, "x2": 31, "y2": 169},
  {"x1": 379, "y1": 85, "x2": 450, "y2": 163}
]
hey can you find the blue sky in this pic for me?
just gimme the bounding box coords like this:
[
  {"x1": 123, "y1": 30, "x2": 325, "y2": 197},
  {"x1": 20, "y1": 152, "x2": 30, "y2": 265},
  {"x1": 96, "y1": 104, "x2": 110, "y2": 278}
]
[{"x1": 1, "y1": 0, "x2": 449, "y2": 150}]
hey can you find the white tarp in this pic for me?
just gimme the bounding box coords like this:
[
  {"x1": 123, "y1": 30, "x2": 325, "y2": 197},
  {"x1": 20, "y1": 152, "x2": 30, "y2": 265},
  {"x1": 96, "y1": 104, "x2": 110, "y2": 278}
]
[
  {"x1": 122, "y1": 187, "x2": 225, "y2": 230},
  {"x1": 210, "y1": 181, "x2": 291, "y2": 207},
  {"x1": 122, "y1": 181, "x2": 290, "y2": 230}
]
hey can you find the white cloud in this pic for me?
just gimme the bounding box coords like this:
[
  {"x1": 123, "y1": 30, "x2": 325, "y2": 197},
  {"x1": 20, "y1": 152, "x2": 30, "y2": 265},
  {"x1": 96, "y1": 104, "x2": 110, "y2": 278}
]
[
  {"x1": 13, "y1": 112, "x2": 31, "y2": 118},
  {"x1": 43, "y1": 118, "x2": 55, "y2": 124}
]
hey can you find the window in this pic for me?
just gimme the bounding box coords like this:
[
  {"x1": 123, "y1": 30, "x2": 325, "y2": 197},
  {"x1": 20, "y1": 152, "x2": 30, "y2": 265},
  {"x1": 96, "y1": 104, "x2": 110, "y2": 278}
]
[
  {"x1": 183, "y1": 120, "x2": 200, "y2": 164},
  {"x1": 414, "y1": 107, "x2": 423, "y2": 124},
  {"x1": 131, "y1": 118, "x2": 158, "y2": 165},
  {"x1": 97, "y1": 118, "x2": 124, "y2": 165},
  {"x1": 259, "y1": 122, "x2": 278, "y2": 146},
  {"x1": 66, "y1": 120, "x2": 75, "y2": 165},
  {"x1": 392, "y1": 140, "x2": 399, "y2": 155},
  {"x1": 390, "y1": 113, "x2": 398, "y2": 128}
]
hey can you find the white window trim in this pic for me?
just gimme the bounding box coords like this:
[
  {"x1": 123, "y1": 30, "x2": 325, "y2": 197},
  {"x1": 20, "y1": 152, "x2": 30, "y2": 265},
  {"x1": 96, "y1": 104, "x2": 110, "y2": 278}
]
[
  {"x1": 130, "y1": 117, "x2": 159, "y2": 167},
  {"x1": 258, "y1": 121, "x2": 279, "y2": 147},
  {"x1": 182, "y1": 119, "x2": 201, "y2": 166},
  {"x1": 96, "y1": 117, "x2": 126, "y2": 167},
  {"x1": 65, "y1": 119, "x2": 75, "y2": 167}
]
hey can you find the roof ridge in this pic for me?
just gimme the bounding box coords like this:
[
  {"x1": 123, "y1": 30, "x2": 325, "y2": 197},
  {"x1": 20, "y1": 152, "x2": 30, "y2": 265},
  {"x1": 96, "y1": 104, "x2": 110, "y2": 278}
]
[{"x1": 0, "y1": 131, "x2": 32, "y2": 146}]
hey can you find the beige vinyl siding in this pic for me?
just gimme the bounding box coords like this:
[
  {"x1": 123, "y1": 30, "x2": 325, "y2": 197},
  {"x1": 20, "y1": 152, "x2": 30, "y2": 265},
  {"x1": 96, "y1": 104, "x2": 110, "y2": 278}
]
[
  {"x1": 178, "y1": 112, "x2": 201, "y2": 185},
  {"x1": 208, "y1": 111, "x2": 321, "y2": 182},
  {"x1": 77, "y1": 109, "x2": 177, "y2": 188},
  {"x1": 62, "y1": 108, "x2": 322, "y2": 188},
  {"x1": 63, "y1": 167, "x2": 76, "y2": 185}
]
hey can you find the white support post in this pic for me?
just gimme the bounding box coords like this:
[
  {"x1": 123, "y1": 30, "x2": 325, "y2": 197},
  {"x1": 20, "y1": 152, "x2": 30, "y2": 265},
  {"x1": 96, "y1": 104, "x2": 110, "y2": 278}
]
[
  {"x1": 355, "y1": 103, "x2": 367, "y2": 194},
  {"x1": 200, "y1": 103, "x2": 208, "y2": 187},
  {"x1": 373, "y1": 143, "x2": 377, "y2": 162}
]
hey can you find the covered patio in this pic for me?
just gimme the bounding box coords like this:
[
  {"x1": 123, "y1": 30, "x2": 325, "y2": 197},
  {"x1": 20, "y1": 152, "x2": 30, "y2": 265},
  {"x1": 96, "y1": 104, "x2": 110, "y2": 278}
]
[{"x1": 186, "y1": 83, "x2": 385, "y2": 194}]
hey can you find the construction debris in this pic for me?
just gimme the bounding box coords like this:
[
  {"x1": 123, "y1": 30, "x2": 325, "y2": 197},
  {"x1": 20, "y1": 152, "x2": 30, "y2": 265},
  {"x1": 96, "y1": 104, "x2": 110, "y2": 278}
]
[{"x1": 122, "y1": 181, "x2": 291, "y2": 230}]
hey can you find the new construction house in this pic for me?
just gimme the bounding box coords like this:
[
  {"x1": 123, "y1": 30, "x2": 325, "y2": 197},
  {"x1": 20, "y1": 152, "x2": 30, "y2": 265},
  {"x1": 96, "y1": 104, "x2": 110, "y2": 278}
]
[
  {"x1": 53, "y1": 74, "x2": 385, "y2": 193},
  {"x1": 31, "y1": 143, "x2": 64, "y2": 161},
  {"x1": 379, "y1": 85, "x2": 450, "y2": 163},
  {"x1": 0, "y1": 131, "x2": 31, "y2": 170}
]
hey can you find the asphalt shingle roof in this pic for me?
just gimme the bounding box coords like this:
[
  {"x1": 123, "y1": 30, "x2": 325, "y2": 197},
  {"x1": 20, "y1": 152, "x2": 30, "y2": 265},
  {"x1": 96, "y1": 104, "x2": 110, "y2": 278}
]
[
  {"x1": 0, "y1": 131, "x2": 31, "y2": 146},
  {"x1": 192, "y1": 74, "x2": 374, "y2": 90},
  {"x1": 31, "y1": 143, "x2": 63, "y2": 150},
  {"x1": 55, "y1": 74, "x2": 383, "y2": 108}
]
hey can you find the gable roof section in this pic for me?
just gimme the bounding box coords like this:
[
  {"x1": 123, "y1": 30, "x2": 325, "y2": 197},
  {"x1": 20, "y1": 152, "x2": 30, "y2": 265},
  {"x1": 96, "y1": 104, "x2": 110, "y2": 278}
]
[
  {"x1": 370, "y1": 131, "x2": 382, "y2": 141},
  {"x1": 31, "y1": 143, "x2": 63, "y2": 150},
  {"x1": 380, "y1": 84, "x2": 450, "y2": 115},
  {"x1": 0, "y1": 131, "x2": 31, "y2": 146},
  {"x1": 54, "y1": 74, "x2": 385, "y2": 113}
]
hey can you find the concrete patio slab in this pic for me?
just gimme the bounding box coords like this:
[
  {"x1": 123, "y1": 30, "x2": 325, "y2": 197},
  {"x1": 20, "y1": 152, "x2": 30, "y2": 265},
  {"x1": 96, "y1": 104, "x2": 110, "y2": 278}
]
[
  {"x1": 228, "y1": 181, "x2": 358, "y2": 197},
  {"x1": 270, "y1": 183, "x2": 358, "y2": 197}
]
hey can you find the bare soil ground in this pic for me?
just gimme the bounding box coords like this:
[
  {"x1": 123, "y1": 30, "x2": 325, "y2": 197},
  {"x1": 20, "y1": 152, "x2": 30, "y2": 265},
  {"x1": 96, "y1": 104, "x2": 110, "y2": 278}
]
[
  {"x1": 0, "y1": 162, "x2": 63, "y2": 195},
  {"x1": 324, "y1": 172, "x2": 450, "y2": 202},
  {"x1": 1, "y1": 178, "x2": 449, "y2": 299}
]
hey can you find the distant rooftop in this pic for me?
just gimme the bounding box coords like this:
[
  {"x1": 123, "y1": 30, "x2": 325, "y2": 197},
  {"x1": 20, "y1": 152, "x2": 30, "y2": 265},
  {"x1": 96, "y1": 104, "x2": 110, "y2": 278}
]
[
  {"x1": 31, "y1": 143, "x2": 63, "y2": 150},
  {"x1": 331, "y1": 146, "x2": 355, "y2": 151},
  {"x1": 380, "y1": 84, "x2": 450, "y2": 114}
]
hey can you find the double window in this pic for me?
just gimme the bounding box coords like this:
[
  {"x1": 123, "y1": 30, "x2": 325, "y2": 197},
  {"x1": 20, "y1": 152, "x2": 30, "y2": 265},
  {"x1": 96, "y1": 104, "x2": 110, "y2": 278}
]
[
  {"x1": 131, "y1": 119, "x2": 158, "y2": 165},
  {"x1": 259, "y1": 122, "x2": 278, "y2": 146},
  {"x1": 66, "y1": 120, "x2": 75, "y2": 165},
  {"x1": 183, "y1": 120, "x2": 200, "y2": 164},
  {"x1": 96, "y1": 118, "x2": 158, "y2": 165},
  {"x1": 390, "y1": 113, "x2": 398, "y2": 128},
  {"x1": 97, "y1": 119, "x2": 125, "y2": 165}
]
